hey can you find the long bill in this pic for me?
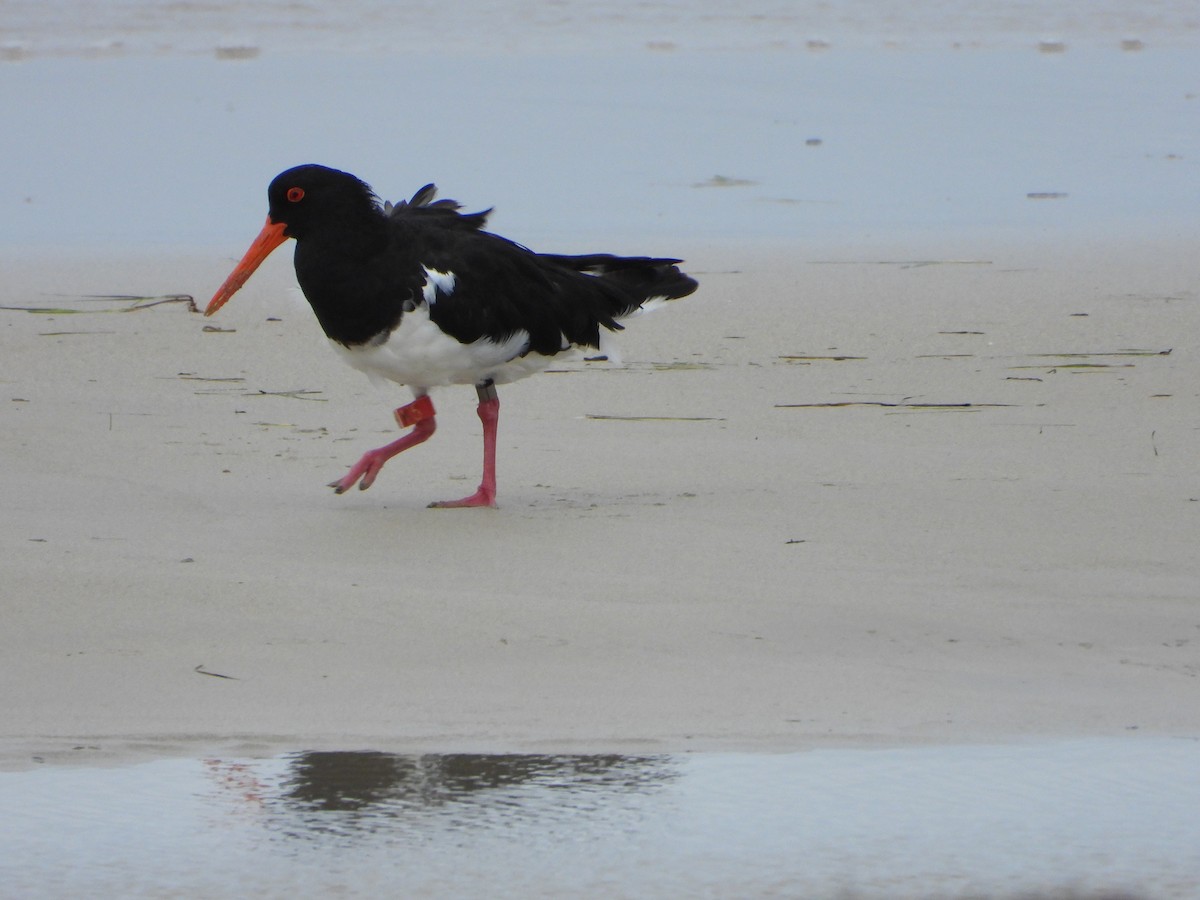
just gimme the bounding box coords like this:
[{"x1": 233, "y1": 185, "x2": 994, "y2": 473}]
[{"x1": 205, "y1": 217, "x2": 289, "y2": 316}]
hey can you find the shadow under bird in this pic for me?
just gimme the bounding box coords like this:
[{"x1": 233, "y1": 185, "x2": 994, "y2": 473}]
[{"x1": 207, "y1": 164, "x2": 698, "y2": 508}]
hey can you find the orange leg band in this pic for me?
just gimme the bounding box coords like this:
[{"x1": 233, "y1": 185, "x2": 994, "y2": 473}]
[{"x1": 395, "y1": 394, "x2": 436, "y2": 428}]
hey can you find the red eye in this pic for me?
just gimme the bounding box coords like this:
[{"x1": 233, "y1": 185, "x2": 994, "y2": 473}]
[{"x1": 286, "y1": 187, "x2": 305, "y2": 202}]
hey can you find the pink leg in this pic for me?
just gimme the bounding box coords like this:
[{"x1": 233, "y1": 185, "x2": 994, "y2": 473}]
[
  {"x1": 329, "y1": 395, "x2": 436, "y2": 494},
  {"x1": 429, "y1": 382, "x2": 499, "y2": 509}
]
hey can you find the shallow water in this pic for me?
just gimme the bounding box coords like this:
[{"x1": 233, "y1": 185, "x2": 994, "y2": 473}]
[
  {"x1": 3, "y1": 738, "x2": 1198, "y2": 898},
  {"x1": 2, "y1": 41, "x2": 1197, "y2": 251}
]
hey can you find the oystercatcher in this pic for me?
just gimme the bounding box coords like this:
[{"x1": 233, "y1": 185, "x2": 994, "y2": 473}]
[{"x1": 207, "y1": 164, "x2": 698, "y2": 507}]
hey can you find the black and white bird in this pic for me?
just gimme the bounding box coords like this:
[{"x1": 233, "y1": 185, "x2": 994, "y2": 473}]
[{"x1": 206, "y1": 164, "x2": 698, "y2": 507}]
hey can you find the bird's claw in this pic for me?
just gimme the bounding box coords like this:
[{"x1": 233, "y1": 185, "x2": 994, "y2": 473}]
[
  {"x1": 329, "y1": 454, "x2": 384, "y2": 494},
  {"x1": 428, "y1": 486, "x2": 497, "y2": 509}
]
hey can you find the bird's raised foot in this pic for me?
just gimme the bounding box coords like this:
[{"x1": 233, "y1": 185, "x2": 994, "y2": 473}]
[
  {"x1": 328, "y1": 415, "x2": 438, "y2": 495},
  {"x1": 328, "y1": 450, "x2": 388, "y2": 494},
  {"x1": 428, "y1": 486, "x2": 497, "y2": 509}
]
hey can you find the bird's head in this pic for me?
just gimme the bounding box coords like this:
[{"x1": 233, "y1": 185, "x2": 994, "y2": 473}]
[
  {"x1": 264, "y1": 165, "x2": 379, "y2": 241},
  {"x1": 206, "y1": 164, "x2": 379, "y2": 316}
]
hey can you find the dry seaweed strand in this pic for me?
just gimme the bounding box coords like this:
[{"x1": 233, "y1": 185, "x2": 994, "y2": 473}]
[
  {"x1": 0, "y1": 293, "x2": 198, "y2": 314},
  {"x1": 776, "y1": 401, "x2": 1014, "y2": 410}
]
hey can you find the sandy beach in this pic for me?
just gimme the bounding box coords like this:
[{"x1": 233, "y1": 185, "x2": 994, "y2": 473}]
[{"x1": 3, "y1": 228, "x2": 1198, "y2": 765}]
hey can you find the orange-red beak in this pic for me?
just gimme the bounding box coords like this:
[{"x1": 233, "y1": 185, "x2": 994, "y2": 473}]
[{"x1": 205, "y1": 217, "x2": 289, "y2": 316}]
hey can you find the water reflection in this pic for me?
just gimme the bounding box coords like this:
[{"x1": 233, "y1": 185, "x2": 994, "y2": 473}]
[
  {"x1": 284, "y1": 752, "x2": 673, "y2": 809},
  {"x1": 4, "y1": 741, "x2": 1197, "y2": 898},
  {"x1": 208, "y1": 752, "x2": 678, "y2": 842}
]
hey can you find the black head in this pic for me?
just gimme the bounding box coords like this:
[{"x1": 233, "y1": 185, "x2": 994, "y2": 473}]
[{"x1": 266, "y1": 164, "x2": 382, "y2": 240}]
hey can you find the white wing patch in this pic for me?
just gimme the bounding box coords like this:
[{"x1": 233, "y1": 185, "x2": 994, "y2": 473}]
[{"x1": 421, "y1": 266, "x2": 456, "y2": 306}]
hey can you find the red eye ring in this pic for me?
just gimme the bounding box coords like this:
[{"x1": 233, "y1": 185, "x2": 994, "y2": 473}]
[{"x1": 286, "y1": 187, "x2": 305, "y2": 203}]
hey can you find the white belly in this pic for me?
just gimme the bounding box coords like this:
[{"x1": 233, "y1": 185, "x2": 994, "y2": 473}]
[{"x1": 330, "y1": 305, "x2": 567, "y2": 388}]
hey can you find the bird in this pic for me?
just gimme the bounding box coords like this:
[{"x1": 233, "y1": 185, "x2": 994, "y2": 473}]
[{"x1": 206, "y1": 164, "x2": 698, "y2": 508}]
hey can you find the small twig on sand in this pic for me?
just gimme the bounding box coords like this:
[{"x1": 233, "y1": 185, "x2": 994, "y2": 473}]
[
  {"x1": 244, "y1": 389, "x2": 326, "y2": 401},
  {"x1": 194, "y1": 664, "x2": 239, "y2": 680}
]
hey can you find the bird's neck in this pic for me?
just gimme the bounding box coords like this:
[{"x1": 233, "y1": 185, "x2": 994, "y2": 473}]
[{"x1": 293, "y1": 221, "x2": 401, "y2": 346}]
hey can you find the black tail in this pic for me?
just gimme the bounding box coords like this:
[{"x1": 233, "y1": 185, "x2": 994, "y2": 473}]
[{"x1": 541, "y1": 253, "x2": 698, "y2": 317}]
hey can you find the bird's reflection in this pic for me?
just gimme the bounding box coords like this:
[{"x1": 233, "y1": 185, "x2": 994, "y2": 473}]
[{"x1": 237, "y1": 751, "x2": 678, "y2": 841}]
